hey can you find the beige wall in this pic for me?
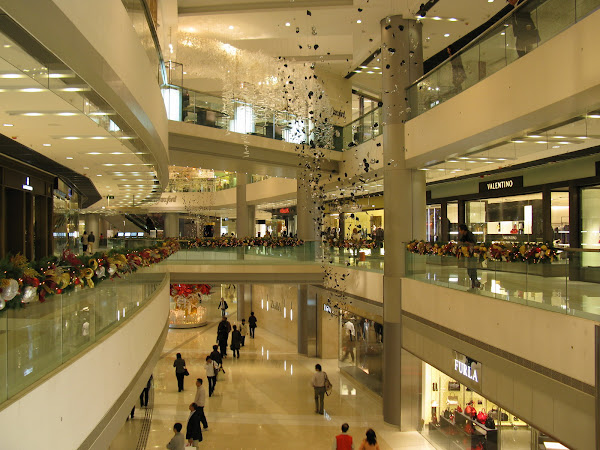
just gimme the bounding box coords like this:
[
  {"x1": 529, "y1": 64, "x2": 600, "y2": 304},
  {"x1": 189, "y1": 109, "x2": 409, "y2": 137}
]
[
  {"x1": 251, "y1": 284, "x2": 298, "y2": 345},
  {"x1": 318, "y1": 294, "x2": 339, "y2": 359},
  {"x1": 316, "y1": 69, "x2": 352, "y2": 127},
  {"x1": 405, "y1": 9, "x2": 600, "y2": 167}
]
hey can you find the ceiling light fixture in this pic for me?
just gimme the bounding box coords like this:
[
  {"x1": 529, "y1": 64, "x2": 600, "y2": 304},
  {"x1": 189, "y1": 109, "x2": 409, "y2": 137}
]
[
  {"x1": 3, "y1": 123, "x2": 13, "y2": 127},
  {"x1": 356, "y1": 19, "x2": 362, "y2": 24},
  {"x1": 587, "y1": 114, "x2": 600, "y2": 119},
  {"x1": 229, "y1": 25, "x2": 234, "y2": 30},
  {"x1": 512, "y1": 140, "x2": 525, "y2": 143},
  {"x1": 285, "y1": 22, "x2": 291, "y2": 27},
  {"x1": 63, "y1": 136, "x2": 80, "y2": 140},
  {"x1": 448, "y1": 18, "x2": 458, "y2": 22},
  {"x1": 23, "y1": 112, "x2": 43, "y2": 116},
  {"x1": 0, "y1": 73, "x2": 24, "y2": 79},
  {"x1": 20, "y1": 88, "x2": 44, "y2": 93},
  {"x1": 57, "y1": 112, "x2": 77, "y2": 116},
  {"x1": 43, "y1": 143, "x2": 51, "y2": 147},
  {"x1": 444, "y1": 33, "x2": 450, "y2": 37},
  {"x1": 66, "y1": 157, "x2": 73, "y2": 160}
]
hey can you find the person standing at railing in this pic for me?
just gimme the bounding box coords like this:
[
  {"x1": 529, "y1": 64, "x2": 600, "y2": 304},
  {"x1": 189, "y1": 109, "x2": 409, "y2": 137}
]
[
  {"x1": 510, "y1": 0, "x2": 539, "y2": 58},
  {"x1": 458, "y1": 224, "x2": 481, "y2": 289},
  {"x1": 351, "y1": 228, "x2": 361, "y2": 260}
]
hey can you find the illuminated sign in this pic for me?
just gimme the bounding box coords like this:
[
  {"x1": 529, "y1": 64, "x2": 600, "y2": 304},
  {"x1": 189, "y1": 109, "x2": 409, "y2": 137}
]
[
  {"x1": 22, "y1": 177, "x2": 33, "y2": 191},
  {"x1": 479, "y1": 176, "x2": 523, "y2": 193},
  {"x1": 453, "y1": 351, "x2": 482, "y2": 387},
  {"x1": 279, "y1": 208, "x2": 290, "y2": 214}
]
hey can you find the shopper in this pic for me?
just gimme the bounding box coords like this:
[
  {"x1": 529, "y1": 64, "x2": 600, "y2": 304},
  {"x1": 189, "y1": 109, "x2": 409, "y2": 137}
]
[
  {"x1": 511, "y1": 0, "x2": 539, "y2": 57},
  {"x1": 351, "y1": 228, "x2": 361, "y2": 259},
  {"x1": 140, "y1": 375, "x2": 152, "y2": 407},
  {"x1": 458, "y1": 224, "x2": 481, "y2": 289},
  {"x1": 173, "y1": 353, "x2": 187, "y2": 392},
  {"x1": 210, "y1": 344, "x2": 225, "y2": 373},
  {"x1": 248, "y1": 312, "x2": 257, "y2": 338},
  {"x1": 333, "y1": 423, "x2": 354, "y2": 450},
  {"x1": 358, "y1": 429, "x2": 380, "y2": 450},
  {"x1": 239, "y1": 319, "x2": 248, "y2": 346},
  {"x1": 81, "y1": 231, "x2": 88, "y2": 254},
  {"x1": 166, "y1": 423, "x2": 185, "y2": 450},
  {"x1": 217, "y1": 316, "x2": 232, "y2": 358},
  {"x1": 311, "y1": 364, "x2": 328, "y2": 415},
  {"x1": 88, "y1": 231, "x2": 96, "y2": 253},
  {"x1": 205, "y1": 356, "x2": 218, "y2": 397},
  {"x1": 193, "y1": 378, "x2": 209, "y2": 430},
  {"x1": 218, "y1": 297, "x2": 228, "y2": 316},
  {"x1": 185, "y1": 403, "x2": 203, "y2": 448},
  {"x1": 231, "y1": 325, "x2": 242, "y2": 358}
]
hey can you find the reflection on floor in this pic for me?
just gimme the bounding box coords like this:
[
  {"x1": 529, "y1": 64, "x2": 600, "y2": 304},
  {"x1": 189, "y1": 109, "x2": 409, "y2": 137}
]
[{"x1": 110, "y1": 316, "x2": 433, "y2": 449}]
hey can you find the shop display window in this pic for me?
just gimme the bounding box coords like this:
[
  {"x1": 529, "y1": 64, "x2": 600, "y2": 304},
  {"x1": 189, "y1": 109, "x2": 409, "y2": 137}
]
[
  {"x1": 551, "y1": 191, "x2": 569, "y2": 247},
  {"x1": 427, "y1": 204, "x2": 442, "y2": 242},
  {"x1": 581, "y1": 186, "x2": 600, "y2": 267},
  {"x1": 466, "y1": 194, "x2": 543, "y2": 243},
  {"x1": 338, "y1": 311, "x2": 383, "y2": 395},
  {"x1": 447, "y1": 202, "x2": 459, "y2": 238},
  {"x1": 421, "y1": 363, "x2": 570, "y2": 450}
]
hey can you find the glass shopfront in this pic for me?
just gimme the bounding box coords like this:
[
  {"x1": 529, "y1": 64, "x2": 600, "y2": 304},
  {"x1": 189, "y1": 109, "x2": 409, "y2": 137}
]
[
  {"x1": 338, "y1": 310, "x2": 383, "y2": 395},
  {"x1": 421, "y1": 362, "x2": 570, "y2": 450}
]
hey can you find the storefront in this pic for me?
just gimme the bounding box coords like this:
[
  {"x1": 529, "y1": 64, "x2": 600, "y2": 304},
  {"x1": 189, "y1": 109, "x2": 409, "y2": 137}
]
[
  {"x1": 426, "y1": 150, "x2": 600, "y2": 250},
  {"x1": 420, "y1": 359, "x2": 570, "y2": 450}
]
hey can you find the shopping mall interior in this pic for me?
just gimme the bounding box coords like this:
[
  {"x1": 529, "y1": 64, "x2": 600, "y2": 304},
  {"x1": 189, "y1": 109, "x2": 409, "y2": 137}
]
[{"x1": 0, "y1": 0, "x2": 599, "y2": 449}]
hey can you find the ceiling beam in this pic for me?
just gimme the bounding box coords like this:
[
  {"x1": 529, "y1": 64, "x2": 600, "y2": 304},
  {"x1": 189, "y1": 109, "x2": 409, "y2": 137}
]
[{"x1": 178, "y1": 0, "x2": 353, "y2": 16}]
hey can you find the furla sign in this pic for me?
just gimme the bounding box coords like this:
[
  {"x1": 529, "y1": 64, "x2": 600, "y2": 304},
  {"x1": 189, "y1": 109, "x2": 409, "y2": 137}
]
[{"x1": 453, "y1": 351, "x2": 482, "y2": 387}]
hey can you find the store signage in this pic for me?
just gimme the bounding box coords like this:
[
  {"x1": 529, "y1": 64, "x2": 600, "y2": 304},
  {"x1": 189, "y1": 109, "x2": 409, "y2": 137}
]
[
  {"x1": 332, "y1": 108, "x2": 346, "y2": 120},
  {"x1": 270, "y1": 301, "x2": 282, "y2": 312},
  {"x1": 279, "y1": 208, "x2": 290, "y2": 214},
  {"x1": 479, "y1": 176, "x2": 523, "y2": 193},
  {"x1": 453, "y1": 351, "x2": 482, "y2": 387},
  {"x1": 159, "y1": 195, "x2": 178, "y2": 204}
]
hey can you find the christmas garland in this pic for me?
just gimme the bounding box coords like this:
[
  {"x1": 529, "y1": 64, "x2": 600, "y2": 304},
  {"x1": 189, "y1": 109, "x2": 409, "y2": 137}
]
[
  {"x1": 324, "y1": 239, "x2": 379, "y2": 250},
  {"x1": 180, "y1": 237, "x2": 305, "y2": 249},
  {"x1": 0, "y1": 240, "x2": 180, "y2": 311},
  {"x1": 406, "y1": 240, "x2": 560, "y2": 264}
]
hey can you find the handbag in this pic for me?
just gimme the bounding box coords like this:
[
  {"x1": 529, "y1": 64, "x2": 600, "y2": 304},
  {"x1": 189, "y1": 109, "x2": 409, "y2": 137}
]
[
  {"x1": 183, "y1": 368, "x2": 189, "y2": 376},
  {"x1": 476, "y1": 409, "x2": 487, "y2": 424},
  {"x1": 465, "y1": 404, "x2": 476, "y2": 417},
  {"x1": 448, "y1": 381, "x2": 460, "y2": 391},
  {"x1": 485, "y1": 416, "x2": 496, "y2": 429},
  {"x1": 324, "y1": 373, "x2": 333, "y2": 396}
]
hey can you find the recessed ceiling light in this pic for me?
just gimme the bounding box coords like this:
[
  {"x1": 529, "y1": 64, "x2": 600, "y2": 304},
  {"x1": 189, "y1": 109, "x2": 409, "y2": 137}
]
[
  {"x1": 552, "y1": 135, "x2": 566, "y2": 138},
  {"x1": 111, "y1": 152, "x2": 124, "y2": 155},
  {"x1": 20, "y1": 88, "x2": 44, "y2": 93},
  {"x1": 354, "y1": 70, "x2": 362, "y2": 73},
  {"x1": 367, "y1": 71, "x2": 375, "y2": 74},
  {"x1": 57, "y1": 112, "x2": 78, "y2": 116},
  {"x1": 43, "y1": 143, "x2": 51, "y2": 147},
  {"x1": 91, "y1": 136, "x2": 107, "y2": 140},
  {"x1": 528, "y1": 135, "x2": 542, "y2": 138},
  {"x1": 356, "y1": 19, "x2": 362, "y2": 24},
  {"x1": 588, "y1": 114, "x2": 600, "y2": 118},
  {"x1": 552, "y1": 145, "x2": 560, "y2": 149},
  {"x1": 63, "y1": 136, "x2": 80, "y2": 140},
  {"x1": 3, "y1": 44, "x2": 11, "y2": 48},
  {"x1": 3, "y1": 123, "x2": 13, "y2": 127},
  {"x1": 229, "y1": 25, "x2": 234, "y2": 30},
  {"x1": 66, "y1": 156, "x2": 73, "y2": 160},
  {"x1": 96, "y1": 174, "x2": 102, "y2": 177},
  {"x1": 448, "y1": 18, "x2": 458, "y2": 22},
  {"x1": 536, "y1": 141, "x2": 548, "y2": 144},
  {"x1": 285, "y1": 22, "x2": 291, "y2": 27},
  {"x1": 512, "y1": 140, "x2": 525, "y2": 143},
  {"x1": 558, "y1": 141, "x2": 570, "y2": 145},
  {"x1": 83, "y1": 166, "x2": 89, "y2": 169},
  {"x1": 432, "y1": 16, "x2": 442, "y2": 20},
  {"x1": 62, "y1": 87, "x2": 85, "y2": 92},
  {"x1": 88, "y1": 152, "x2": 101, "y2": 154},
  {"x1": 0, "y1": 74, "x2": 24, "y2": 79},
  {"x1": 23, "y1": 112, "x2": 43, "y2": 116},
  {"x1": 444, "y1": 33, "x2": 450, "y2": 37},
  {"x1": 577, "y1": 136, "x2": 589, "y2": 139}
]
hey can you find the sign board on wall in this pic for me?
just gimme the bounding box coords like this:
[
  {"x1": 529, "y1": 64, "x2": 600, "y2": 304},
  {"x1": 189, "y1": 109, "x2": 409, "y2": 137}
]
[
  {"x1": 479, "y1": 176, "x2": 523, "y2": 194},
  {"x1": 453, "y1": 351, "x2": 482, "y2": 388}
]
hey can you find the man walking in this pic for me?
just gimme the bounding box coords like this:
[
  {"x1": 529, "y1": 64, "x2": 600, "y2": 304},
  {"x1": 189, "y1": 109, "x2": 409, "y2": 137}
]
[
  {"x1": 205, "y1": 356, "x2": 218, "y2": 397},
  {"x1": 140, "y1": 375, "x2": 152, "y2": 407},
  {"x1": 186, "y1": 403, "x2": 203, "y2": 449},
  {"x1": 333, "y1": 423, "x2": 354, "y2": 450},
  {"x1": 88, "y1": 231, "x2": 96, "y2": 253},
  {"x1": 248, "y1": 312, "x2": 257, "y2": 338},
  {"x1": 193, "y1": 378, "x2": 209, "y2": 430},
  {"x1": 218, "y1": 297, "x2": 228, "y2": 316},
  {"x1": 217, "y1": 316, "x2": 232, "y2": 358},
  {"x1": 210, "y1": 344, "x2": 224, "y2": 373},
  {"x1": 311, "y1": 364, "x2": 328, "y2": 415},
  {"x1": 239, "y1": 319, "x2": 248, "y2": 346}
]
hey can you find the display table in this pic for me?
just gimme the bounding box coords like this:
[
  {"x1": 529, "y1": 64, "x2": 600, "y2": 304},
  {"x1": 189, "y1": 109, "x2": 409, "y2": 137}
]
[{"x1": 429, "y1": 411, "x2": 497, "y2": 450}]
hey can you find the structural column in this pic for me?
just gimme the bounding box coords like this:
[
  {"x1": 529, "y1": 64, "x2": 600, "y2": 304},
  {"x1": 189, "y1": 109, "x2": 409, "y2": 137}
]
[
  {"x1": 236, "y1": 174, "x2": 255, "y2": 237},
  {"x1": 381, "y1": 15, "x2": 425, "y2": 429},
  {"x1": 237, "y1": 283, "x2": 252, "y2": 322},
  {"x1": 164, "y1": 213, "x2": 180, "y2": 238},
  {"x1": 297, "y1": 284, "x2": 308, "y2": 356},
  {"x1": 297, "y1": 168, "x2": 322, "y2": 259}
]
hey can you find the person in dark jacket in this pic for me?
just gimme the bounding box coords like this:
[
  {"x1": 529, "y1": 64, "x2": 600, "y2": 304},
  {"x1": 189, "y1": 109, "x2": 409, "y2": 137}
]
[
  {"x1": 173, "y1": 353, "x2": 187, "y2": 392},
  {"x1": 210, "y1": 344, "x2": 225, "y2": 373},
  {"x1": 248, "y1": 312, "x2": 257, "y2": 338},
  {"x1": 186, "y1": 403, "x2": 203, "y2": 448},
  {"x1": 140, "y1": 374, "x2": 153, "y2": 407},
  {"x1": 458, "y1": 224, "x2": 481, "y2": 289},
  {"x1": 217, "y1": 316, "x2": 232, "y2": 358},
  {"x1": 231, "y1": 325, "x2": 242, "y2": 358},
  {"x1": 511, "y1": 0, "x2": 539, "y2": 57}
]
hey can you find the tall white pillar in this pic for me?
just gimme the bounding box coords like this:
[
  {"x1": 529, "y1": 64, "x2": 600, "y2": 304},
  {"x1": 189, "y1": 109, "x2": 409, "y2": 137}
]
[
  {"x1": 381, "y1": 15, "x2": 426, "y2": 429},
  {"x1": 164, "y1": 213, "x2": 180, "y2": 238}
]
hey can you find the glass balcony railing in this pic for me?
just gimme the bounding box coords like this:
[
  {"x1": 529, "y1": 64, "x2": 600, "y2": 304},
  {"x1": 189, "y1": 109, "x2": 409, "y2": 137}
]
[
  {"x1": 405, "y1": 248, "x2": 600, "y2": 320},
  {"x1": 339, "y1": 107, "x2": 383, "y2": 150},
  {"x1": 406, "y1": 0, "x2": 600, "y2": 119},
  {"x1": 162, "y1": 84, "x2": 343, "y2": 150},
  {"x1": 0, "y1": 269, "x2": 167, "y2": 405}
]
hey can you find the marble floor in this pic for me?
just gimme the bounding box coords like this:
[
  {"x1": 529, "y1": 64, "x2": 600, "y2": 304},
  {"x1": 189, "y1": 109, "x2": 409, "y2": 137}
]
[{"x1": 110, "y1": 314, "x2": 434, "y2": 450}]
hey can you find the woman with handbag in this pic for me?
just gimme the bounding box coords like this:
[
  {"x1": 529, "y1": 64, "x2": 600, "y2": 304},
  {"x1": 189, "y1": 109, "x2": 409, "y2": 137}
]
[{"x1": 173, "y1": 353, "x2": 188, "y2": 392}]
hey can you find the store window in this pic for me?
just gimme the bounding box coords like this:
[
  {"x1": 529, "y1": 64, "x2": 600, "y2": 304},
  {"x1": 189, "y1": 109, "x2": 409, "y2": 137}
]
[
  {"x1": 466, "y1": 194, "x2": 543, "y2": 242},
  {"x1": 581, "y1": 186, "x2": 600, "y2": 266},
  {"x1": 421, "y1": 363, "x2": 570, "y2": 449},
  {"x1": 338, "y1": 310, "x2": 383, "y2": 395},
  {"x1": 447, "y1": 201, "x2": 459, "y2": 239},
  {"x1": 551, "y1": 191, "x2": 569, "y2": 247}
]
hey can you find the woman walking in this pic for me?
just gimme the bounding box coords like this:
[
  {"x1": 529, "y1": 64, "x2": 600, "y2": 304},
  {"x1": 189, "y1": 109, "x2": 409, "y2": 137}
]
[
  {"x1": 359, "y1": 429, "x2": 380, "y2": 450},
  {"x1": 173, "y1": 353, "x2": 187, "y2": 392},
  {"x1": 231, "y1": 325, "x2": 242, "y2": 358}
]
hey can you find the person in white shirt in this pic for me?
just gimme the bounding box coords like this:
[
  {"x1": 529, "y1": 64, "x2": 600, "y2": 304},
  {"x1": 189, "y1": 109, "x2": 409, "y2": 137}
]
[
  {"x1": 343, "y1": 320, "x2": 355, "y2": 340},
  {"x1": 239, "y1": 319, "x2": 248, "y2": 346},
  {"x1": 193, "y1": 378, "x2": 209, "y2": 430},
  {"x1": 166, "y1": 422, "x2": 185, "y2": 450},
  {"x1": 311, "y1": 364, "x2": 328, "y2": 415},
  {"x1": 204, "y1": 356, "x2": 219, "y2": 397}
]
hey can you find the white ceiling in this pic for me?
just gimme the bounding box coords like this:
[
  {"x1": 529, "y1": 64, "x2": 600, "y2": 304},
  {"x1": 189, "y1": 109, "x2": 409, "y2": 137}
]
[
  {"x1": 175, "y1": 0, "x2": 508, "y2": 90},
  {"x1": 0, "y1": 33, "x2": 160, "y2": 210}
]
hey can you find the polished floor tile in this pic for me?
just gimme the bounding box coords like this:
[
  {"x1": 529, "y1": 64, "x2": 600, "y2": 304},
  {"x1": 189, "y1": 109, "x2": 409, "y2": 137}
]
[{"x1": 111, "y1": 313, "x2": 434, "y2": 449}]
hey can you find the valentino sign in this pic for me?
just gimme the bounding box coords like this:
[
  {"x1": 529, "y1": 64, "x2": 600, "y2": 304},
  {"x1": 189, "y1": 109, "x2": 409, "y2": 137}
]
[
  {"x1": 453, "y1": 351, "x2": 482, "y2": 387},
  {"x1": 479, "y1": 176, "x2": 523, "y2": 193}
]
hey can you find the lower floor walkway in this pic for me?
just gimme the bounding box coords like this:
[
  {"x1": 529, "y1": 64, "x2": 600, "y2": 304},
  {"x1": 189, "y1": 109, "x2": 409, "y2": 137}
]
[{"x1": 110, "y1": 316, "x2": 433, "y2": 449}]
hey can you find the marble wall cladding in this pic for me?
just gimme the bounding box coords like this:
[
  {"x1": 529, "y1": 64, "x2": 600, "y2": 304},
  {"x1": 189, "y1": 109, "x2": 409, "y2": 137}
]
[{"x1": 250, "y1": 284, "x2": 298, "y2": 344}]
